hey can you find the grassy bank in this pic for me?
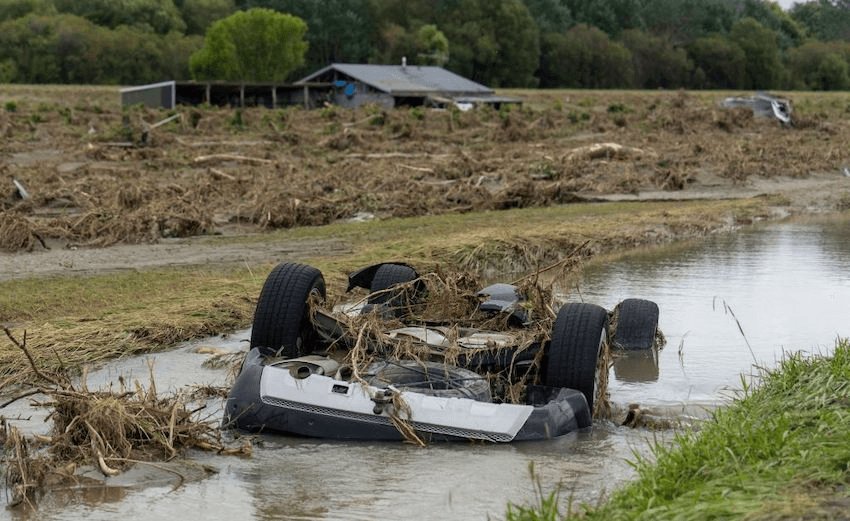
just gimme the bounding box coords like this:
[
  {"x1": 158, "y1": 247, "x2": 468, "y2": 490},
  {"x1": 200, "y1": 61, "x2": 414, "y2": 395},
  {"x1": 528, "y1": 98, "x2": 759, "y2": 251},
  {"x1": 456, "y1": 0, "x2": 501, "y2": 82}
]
[
  {"x1": 0, "y1": 197, "x2": 772, "y2": 376},
  {"x1": 508, "y1": 338, "x2": 850, "y2": 521}
]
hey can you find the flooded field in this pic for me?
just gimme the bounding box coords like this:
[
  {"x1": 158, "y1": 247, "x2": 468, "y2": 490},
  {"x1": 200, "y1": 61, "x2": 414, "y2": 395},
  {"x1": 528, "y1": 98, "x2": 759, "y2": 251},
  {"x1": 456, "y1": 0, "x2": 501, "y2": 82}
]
[
  {"x1": 575, "y1": 215, "x2": 850, "y2": 407},
  {"x1": 4, "y1": 215, "x2": 850, "y2": 520}
]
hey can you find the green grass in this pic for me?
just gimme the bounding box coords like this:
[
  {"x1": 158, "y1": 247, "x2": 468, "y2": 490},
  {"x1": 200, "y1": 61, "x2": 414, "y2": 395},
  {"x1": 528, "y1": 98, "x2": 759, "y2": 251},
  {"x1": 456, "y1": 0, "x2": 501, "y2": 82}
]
[{"x1": 507, "y1": 338, "x2": 850, "y2": 521}]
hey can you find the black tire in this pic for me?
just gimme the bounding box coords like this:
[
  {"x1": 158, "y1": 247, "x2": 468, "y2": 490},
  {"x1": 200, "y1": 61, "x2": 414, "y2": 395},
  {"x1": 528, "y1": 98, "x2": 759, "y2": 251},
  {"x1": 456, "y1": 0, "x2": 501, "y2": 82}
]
[
  {"x1": 250, "y1": 262, "x2": 326, "y2": 358},
  {"x1": 544, "y1": 303, "x2": 608, "y2": 411},
  {"x1": 365, "y1": 360, "x2": 492, "y2": 402},
  {"x1": 613, "y1": 298, "x2": 659, "y2": 350},
  {"x1": 367, "y1": 263, "x2": 419, "y2": 317}
]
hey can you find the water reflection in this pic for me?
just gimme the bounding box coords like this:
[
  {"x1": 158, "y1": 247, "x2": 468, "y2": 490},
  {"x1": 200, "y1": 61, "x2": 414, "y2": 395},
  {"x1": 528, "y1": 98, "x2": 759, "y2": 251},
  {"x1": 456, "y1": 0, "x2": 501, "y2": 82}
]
[
  {"x1": 612, "y1": 350, "x2": 659, "y2": 383},
  {"x1": 573, "y1": 216, "x2": 850, "y2": 408}
]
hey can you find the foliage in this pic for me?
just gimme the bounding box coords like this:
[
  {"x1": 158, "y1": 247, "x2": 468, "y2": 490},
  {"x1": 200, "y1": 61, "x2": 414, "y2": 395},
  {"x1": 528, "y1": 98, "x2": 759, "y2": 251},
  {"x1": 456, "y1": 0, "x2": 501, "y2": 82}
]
[
  {"x1": 730, "y1": 17, "x2": 783, "y2": 90},
  {"x1": 641, "y1": 0, "x2": 730, "y2": 42},
  {"x1": 238, "y1": 0, "x2": 374, "y2": 76},
  {"x1": 0, "y1": 0, "x2": 56, "y2": 23},
  {"x1": 790, "y1": 0, "x2": 850, "y2": 43},
  {"x1": 0, "y1": 13, "x2": 201, "y2": 84},
  {"x1": 619, "y1": 29, "x2": 691, "y2": 89},
  {"x1": 0, "y1": 0, "x2": 849, "y2": 90},
  {"x1": 438, "y1": 0, "x2": 540, "y2": 87},
  {"x1": 687, "y1": 33, "x2": 746, "y2": 89},
  {"x1": 53, "y1": 0, "x2": 187, "y2": 35},
  {"x1": 563, "y1": 0, "x2": 642, "y2": 36},
  {"x1": 787, "y1": 40, "x2": 850, "y2": 90},
  {"x1": 372, "y1": 23, "x2": 449, "y2": 66},
  {"x1": 523, "y1": 0, "x2": 573, "y2": 34},
  {"x1": 189, "y1": 7, "x2": 307, "y2": 82},
  {"x1": 179, "y1": 0, "x2": 236, "y2": 35},
  {"x1": 539, "y1": 24, "x2": 632, "y2": 89},
  {"x1": 414, "y1": 24, "x2": 450, "y2": 66}
]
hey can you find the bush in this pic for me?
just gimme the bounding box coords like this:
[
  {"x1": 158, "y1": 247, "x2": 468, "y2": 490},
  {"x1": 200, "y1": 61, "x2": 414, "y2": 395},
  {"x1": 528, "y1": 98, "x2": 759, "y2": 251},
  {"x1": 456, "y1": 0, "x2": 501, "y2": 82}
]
[{"x1": 787, "y1": 41, "x2": 850, "y2": 91}]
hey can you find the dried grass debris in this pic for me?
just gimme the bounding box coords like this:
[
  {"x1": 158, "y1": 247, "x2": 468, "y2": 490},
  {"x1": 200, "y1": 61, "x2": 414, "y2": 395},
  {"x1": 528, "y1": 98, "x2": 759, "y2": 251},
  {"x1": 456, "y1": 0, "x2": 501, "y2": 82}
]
[
  {"x1": 0, "y1": 212, "x2": 47, "y2": 252},
  {"x1": 0, "y1": 327, "x2": 250, "y2": 509}
]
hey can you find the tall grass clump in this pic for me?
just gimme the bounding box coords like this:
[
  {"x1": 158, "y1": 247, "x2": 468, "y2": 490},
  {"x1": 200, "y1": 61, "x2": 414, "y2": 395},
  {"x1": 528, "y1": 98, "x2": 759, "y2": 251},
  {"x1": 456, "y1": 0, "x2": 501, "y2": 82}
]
[{"x1": 508, "y1": 338, "x2": 850, "y2": 521}]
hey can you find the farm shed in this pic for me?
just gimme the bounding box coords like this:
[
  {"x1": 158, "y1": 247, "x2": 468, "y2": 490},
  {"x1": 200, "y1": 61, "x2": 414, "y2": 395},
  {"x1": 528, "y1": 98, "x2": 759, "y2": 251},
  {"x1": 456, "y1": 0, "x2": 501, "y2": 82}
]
[
  {"x1": 121, "y1": 80, "x2": 333, "y2": 109},
  {"x1": 296, "y1": 62, "x2": 521, "y2": 109}
]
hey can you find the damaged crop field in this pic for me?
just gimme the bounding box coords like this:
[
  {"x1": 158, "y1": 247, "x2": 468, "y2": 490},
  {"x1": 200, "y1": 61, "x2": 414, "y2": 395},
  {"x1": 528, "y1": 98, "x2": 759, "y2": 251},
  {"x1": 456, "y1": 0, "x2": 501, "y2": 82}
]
[{"x1": 2, "y1": 86, "x2": 849, "y2": 254}]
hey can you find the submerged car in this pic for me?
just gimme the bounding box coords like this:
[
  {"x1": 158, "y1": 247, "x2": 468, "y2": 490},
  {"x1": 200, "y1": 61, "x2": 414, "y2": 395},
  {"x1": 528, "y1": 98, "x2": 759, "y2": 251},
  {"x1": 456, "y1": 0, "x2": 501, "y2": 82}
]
[{"x1": 223, "y1": 262, "x2": 659, "y2": 442}]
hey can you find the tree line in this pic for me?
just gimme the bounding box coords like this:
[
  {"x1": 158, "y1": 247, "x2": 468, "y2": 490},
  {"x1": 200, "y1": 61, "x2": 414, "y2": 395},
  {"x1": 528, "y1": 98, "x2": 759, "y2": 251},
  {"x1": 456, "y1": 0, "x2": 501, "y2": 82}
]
[{"x1": 1, "y1": 0, "x2": 849, "y2": 90}]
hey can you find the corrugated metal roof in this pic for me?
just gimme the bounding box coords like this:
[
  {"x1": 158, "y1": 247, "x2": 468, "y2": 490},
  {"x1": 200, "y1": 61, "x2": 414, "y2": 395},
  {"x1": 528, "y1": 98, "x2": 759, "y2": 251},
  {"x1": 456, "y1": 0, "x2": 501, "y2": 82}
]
[{"x1": 297, "y1": 63, "x2": 493, "y2": 96}]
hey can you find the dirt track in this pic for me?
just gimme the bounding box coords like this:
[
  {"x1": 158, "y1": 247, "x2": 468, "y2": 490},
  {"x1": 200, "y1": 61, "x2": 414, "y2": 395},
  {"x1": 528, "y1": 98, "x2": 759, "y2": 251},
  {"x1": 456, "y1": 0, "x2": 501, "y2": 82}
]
[{"x1": 1, "y1": 88, "x2": 849, "y2": 279}]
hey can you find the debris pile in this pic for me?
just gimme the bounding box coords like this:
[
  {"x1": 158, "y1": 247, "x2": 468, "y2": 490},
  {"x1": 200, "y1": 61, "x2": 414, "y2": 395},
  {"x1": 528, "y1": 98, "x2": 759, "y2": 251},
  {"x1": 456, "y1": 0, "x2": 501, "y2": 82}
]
[
  {"x1": 0, "y1": 327, "x2": 249, "y2": 509},
  {"x1": 3, "y1": 88, "x2": 836, "y2": 252}
]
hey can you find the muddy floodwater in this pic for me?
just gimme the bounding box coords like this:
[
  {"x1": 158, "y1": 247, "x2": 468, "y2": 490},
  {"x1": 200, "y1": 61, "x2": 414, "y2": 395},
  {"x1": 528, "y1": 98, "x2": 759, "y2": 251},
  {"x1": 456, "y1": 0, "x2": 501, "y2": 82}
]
[{"x1": 6, "y1": 216, "x2": 850, "y2": 520}]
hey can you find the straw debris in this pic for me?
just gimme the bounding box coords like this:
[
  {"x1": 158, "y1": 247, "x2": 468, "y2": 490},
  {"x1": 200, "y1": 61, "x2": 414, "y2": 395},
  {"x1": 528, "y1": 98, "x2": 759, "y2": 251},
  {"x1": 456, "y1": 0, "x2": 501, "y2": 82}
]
[{"x1": 0, "y1": 327, "x2": 249, "y2": 509}]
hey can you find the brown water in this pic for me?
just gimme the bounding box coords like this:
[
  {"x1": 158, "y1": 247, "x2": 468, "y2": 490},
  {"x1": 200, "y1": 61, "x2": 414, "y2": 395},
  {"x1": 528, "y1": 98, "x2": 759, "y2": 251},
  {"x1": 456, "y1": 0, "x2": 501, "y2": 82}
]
[{"x1": 5, "y1": 216, "x2": 850, "y2": 520}]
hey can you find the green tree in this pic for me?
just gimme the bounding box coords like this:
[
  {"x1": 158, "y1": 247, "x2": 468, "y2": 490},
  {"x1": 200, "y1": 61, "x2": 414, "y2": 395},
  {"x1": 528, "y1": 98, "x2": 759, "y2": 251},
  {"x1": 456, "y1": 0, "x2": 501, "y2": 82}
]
[
  {"x1": 438, "y1": 0, "x2": 539, "y2": 87},
  {"x1": 730, "y1": 17, "x2": 783, "y2": 89},
  {"x1": 641, "y1": 0, "x2": 734, "y2": 42},
  {"x1": 372, "y1": 23, "x2": 417, "y2": 64},
  {"x1": 563, "y1": 0, "x2": 642, "y2": 36},
  {"x1": 413, "y1": 24, "x2": 449, "y2": 66},
  {"x1": 523, "y1": 0, "x2": 573, "y2": 33},
  {"x1": 0, "y1": 11, "x2": 202, "y2": 84},
  {"x1": 372, "y1": 23, "x2": 449, "y2": 66},
  {"x1": 53, "y1": 0, "x2": 187, "y2": 34},
  {"x1": 619, "y1": 29, "x2": 691, "y2": 89},
  {"x1": 238, "y1": 0, "x2": 373, "y2": 75},
  {"x1": 686, "y1": 33, "x2": 745, "y2": 89},
  {"x1": 0, "y1": 14, "x2": 64, "y2": 83},
  {"x1": 790, "y1": 0, "x2": 850, "y2": 42},
  {"x1": 0, "y1": 0, "x2": 56, "y2": 23},
  {"x1": 179, "y1": 0, "x2": 235, "y2": 35},
  {"x1": 787, "y1": 41, "x2": 850, "y2": 90},
  {"x1": 539, "y1": 24, "x2": 632, "y2": 88},
  {"x1": 639, "y1": 0, "x2": 803, "y2": 50},
  {"x1": 189, "y1": 8, "x2": 307, "y2": 82}
]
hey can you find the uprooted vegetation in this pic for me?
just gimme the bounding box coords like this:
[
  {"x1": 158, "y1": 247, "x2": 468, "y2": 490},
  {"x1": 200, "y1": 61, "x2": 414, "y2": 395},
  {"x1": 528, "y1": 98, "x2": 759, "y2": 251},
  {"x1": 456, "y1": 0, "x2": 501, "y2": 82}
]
[
  {"x1": 2, "y1": 88, "x2": 848, "y2": 252},
  {"x1": 0, "y1": 327, "x2": 250, "y2": 510}
]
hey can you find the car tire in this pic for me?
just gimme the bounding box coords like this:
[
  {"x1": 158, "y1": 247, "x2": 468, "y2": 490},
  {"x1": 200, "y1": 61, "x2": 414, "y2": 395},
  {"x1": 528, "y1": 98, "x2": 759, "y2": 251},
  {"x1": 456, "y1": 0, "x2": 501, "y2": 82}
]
[
  {"x1": 367, "y1": 263, "x2": 419, "y2": 317},
  {"x1": 613, "y1": 298, "x2": 659, "y2": 350},
  {"x1": 250, "y1": 262, "x2": 326, "y2": 358},
  {"x1": 365, "y1": 360, "x2": 492, "y2": 402},
  {"x1": 544, "y1": 303, "x2": 608, "y2": 411}
]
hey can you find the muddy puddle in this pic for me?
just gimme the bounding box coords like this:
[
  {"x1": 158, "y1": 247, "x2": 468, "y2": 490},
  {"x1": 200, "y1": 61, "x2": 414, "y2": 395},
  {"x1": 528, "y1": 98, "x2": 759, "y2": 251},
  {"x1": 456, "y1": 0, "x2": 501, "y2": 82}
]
[{"x1": 4, "y1": 216, "x2": 850, "y2": 520}]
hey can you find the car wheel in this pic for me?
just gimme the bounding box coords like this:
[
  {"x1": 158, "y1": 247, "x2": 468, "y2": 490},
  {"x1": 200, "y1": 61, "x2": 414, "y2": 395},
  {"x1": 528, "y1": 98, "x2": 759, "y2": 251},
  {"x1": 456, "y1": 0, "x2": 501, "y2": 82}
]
[
  {"x1": 367, "y1": 263, "x2": 419, "y2": 317},
  {"x1": 365, "y1": 360, "x2": 491, "y2": 402},
  {"x1": 250, "y1": 262, "x2": 326, "y2": 358},
  {"x1": 544, "y1": 303, "x2": 608, "y2": 411},
  {"x1": 613, "y1": 298, "x2": 659, "y2": 350}
]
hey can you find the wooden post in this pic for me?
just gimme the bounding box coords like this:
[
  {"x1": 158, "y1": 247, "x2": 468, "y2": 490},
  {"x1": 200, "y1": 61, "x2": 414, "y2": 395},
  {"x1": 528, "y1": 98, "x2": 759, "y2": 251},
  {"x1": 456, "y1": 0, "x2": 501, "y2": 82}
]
[
  {"x1": 272, "y1": 86, "x2": 277, "y2": 109},
  {"x1": 303, "y1": 85, "x2": 309, "y2": 109}
]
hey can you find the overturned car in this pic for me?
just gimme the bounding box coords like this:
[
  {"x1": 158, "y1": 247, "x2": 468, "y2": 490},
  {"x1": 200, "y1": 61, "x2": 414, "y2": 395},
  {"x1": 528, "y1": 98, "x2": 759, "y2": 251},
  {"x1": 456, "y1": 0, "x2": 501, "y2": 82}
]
[{"x1": 223, "y1": 262, "x2": 659, "y2": 443}]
